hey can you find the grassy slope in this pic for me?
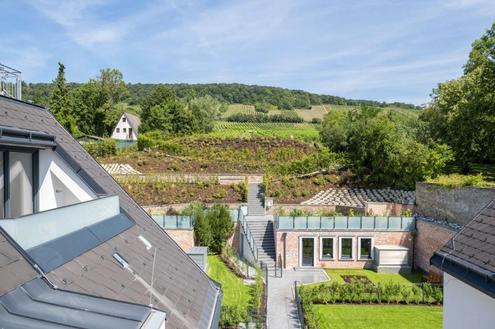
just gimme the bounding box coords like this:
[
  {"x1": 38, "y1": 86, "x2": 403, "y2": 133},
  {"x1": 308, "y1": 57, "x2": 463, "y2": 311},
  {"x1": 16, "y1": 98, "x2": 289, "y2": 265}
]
[
  {"x1": 325, "y1": 269, "x2": 423, "y2": 285},
  {"x1": 207, "y1": 256, "x2": 251, "y2": 308},
  {"x1": 313, "y1": 304, "x2": 442, "y2": 329}
]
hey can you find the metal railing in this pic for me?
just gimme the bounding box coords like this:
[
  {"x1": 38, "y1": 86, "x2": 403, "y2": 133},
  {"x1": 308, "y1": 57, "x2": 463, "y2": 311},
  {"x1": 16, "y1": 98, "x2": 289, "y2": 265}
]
[
  {"x1": 238, "y1": 207, "x2": 260, "y2": 260},
  {"x1": 276, "y1": 215, "x2": 415, "y2": 231},
  {"x1": 294, "y1": 281, "x2": 305, "y2": 329}
]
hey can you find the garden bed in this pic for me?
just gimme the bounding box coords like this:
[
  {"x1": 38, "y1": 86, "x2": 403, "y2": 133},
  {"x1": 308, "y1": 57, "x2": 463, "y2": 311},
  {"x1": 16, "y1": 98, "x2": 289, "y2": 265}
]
[{"x1": 117, "y1": 179, "x2": 243, "y2": 204}]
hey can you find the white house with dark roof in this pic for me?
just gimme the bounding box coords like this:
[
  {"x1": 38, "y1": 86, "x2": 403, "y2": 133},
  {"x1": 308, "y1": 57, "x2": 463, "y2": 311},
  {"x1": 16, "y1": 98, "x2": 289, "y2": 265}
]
[
  {"x1": 0, "y1": 95, "x2": 222, "y2": 329},
  {"x1": 431, "y1": 200, "x2": 495, "y2": 329},
  {"x1": 111, "y1": 112, "x2": 141, "y2": 141}
]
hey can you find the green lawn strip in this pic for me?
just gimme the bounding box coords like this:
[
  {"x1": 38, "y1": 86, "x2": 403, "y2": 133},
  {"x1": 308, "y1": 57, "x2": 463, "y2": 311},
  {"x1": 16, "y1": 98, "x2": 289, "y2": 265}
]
[
  {"x1": 207, "y1": 255, "x2": 252, "y2": 309},
  {"x1": 324, "y1": 269, "x2": 423, "y2": 285},
  {"x1": 313, "y1": 304, "x2": 442, "y2": 329}
]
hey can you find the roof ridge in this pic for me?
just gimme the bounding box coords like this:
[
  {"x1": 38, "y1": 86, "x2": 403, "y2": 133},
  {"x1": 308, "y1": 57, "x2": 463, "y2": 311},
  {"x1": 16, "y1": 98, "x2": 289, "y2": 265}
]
[{"x1": 0, "y1": 95, "x2": 47, "y2": 111}]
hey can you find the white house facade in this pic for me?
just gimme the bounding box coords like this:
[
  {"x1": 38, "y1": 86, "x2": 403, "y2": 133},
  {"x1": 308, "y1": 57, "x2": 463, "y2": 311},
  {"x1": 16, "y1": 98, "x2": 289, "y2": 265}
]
[
  {"x1": 442, "y1": 273, "x2": 495, "y2": 329},
  {"x1": 111, "y1": 112, "x2": 141, "y2": 141},
  {"x1": 431, "y1": 200, "x2": 495, "y2": 329}
]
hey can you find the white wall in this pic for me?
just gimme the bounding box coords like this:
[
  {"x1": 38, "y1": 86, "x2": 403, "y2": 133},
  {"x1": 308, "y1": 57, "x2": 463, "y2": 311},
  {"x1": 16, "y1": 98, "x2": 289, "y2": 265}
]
[
  {"x1": 443, "y1": 272, "x2": 495, "y2": 329},
  {"x1": 111, "y1": 114, "x2": 138, "y2": 140},
  {"x1": 38, "y1": 149, "x2": 96, "y2": 211}
]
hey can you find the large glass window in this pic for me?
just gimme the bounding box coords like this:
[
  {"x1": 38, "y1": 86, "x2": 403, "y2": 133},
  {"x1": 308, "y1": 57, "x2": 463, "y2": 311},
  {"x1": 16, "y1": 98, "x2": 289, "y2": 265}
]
[
  {"x1": 320, "y1": 237, "x2": 334, "y2": 260},
  {"x1": 340, "y1": 237, "x2": 353, "y2": 260},
  {"x1": 359, "y1": 238, "x2": 373, "y2": 260},
  {"x1": 9, "y1": 152, "x2": 33, "y2": 217},
  {"x1": 0, "y1": 152, "x2": 4, "y2": 219}
]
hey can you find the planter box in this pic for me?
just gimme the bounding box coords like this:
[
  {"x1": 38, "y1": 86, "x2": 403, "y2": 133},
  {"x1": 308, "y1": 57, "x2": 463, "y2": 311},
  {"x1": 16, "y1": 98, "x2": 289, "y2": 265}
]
[{"x1": 373, "y1": 245, "x2": 410, "y2": 274}]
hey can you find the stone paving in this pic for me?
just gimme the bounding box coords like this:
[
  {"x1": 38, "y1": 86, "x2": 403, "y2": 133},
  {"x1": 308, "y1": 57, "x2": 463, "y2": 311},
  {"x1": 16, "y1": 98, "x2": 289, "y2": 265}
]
[
  {"x1": 267, "y1": 269, "x2": 328, "y2": 329},
  {"x1": 302, "y1": 187, "x2": 415, "y2": 207},
  {"x1": 102, "y1": 163, "x2": 142, "y2": 175}
]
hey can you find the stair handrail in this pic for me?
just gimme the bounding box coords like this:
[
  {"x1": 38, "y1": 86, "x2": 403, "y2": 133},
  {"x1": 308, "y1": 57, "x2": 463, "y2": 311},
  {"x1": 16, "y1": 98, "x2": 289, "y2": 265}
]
[{"x1": 238, "y1": 207, "x2": 259, "y2": 261}]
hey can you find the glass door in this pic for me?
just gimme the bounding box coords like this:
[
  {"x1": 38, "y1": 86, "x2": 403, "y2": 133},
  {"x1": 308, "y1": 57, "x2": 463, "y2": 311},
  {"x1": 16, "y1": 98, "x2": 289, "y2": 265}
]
[{"x1": 301, "y1": 238, "x2": 314, "y2": 267}]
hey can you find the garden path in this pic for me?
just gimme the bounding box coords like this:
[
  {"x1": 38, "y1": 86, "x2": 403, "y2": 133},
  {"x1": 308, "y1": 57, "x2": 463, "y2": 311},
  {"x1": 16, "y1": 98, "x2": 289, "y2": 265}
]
[{"x1": 267, "y1": 268, "x2": 328, "y2": 329}]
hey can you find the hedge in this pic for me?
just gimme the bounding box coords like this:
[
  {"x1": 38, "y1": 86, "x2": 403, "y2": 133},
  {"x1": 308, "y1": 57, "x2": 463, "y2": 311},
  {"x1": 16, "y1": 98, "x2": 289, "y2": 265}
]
[
  {"x1": 300, "y1": 281, "x2": 443, "y2": 306},
  {"x1": 83, "y1": 139, "x2": 116, "y2": 158}
]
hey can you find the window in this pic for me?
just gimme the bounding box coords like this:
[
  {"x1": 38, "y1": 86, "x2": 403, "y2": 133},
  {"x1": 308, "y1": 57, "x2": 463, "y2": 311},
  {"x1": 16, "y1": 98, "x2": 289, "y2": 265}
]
[
  {"x1": 0, "y1": 150, "x2": 37, "y2": 218},
  {"x1": 123, "y1": 128, "x2": 127, "y2": 133},
  {"x1": 359, "y1": 237, "x2": 373, "y2": 260},
  {"x1": 320, "y1": 237, "x2": 334, "y2": 260},
  {"x1": 122, "y1": 117, "x2": 126, "y2": 122},
  {"x1": 9, "y1": 152, "x2": 33, "y2": 217},
  {"x1": 339, "y1": 237, "x2": 354, "y2": 260},
  {"x1": 116, "y1": 128, "x2": 120, "y2": 133}
]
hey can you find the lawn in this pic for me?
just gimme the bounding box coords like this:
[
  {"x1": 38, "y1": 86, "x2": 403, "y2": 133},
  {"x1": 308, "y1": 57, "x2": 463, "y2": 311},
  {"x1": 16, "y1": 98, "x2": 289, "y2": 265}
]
[
  {"x1": 324, "y1": 269, "x2": 423, "y2": 285},
  {"x1": 207, "y1": 255, "x2": 251, "y2": 308},
  {"x1": 313, "y1": 304, "x2": 442, "y2": 329}
]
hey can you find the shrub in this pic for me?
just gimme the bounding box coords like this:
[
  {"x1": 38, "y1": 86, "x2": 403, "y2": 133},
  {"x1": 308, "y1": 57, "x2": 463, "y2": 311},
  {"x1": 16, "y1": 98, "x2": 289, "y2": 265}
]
[
  {"x1": 83, "y1": 138, "x2": 116, "y2": 158},
  {"x1": 220, "y1": 305, "x2": 247, "y2": 328},
  {"x1": 137, "y1": 130, "x2": 167, "y2": 151},
  {"x1": 207, "y1": 204, "x2": 234, "y2": 253},
  {"x1": 426, "y1": 173, "x2": 493, "y2": 188}
]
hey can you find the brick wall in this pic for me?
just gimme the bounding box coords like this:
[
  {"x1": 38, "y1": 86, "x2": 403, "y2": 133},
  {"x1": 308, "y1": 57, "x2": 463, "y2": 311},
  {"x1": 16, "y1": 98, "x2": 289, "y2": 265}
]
[
  {"x1": 276, "y1": 230, "x2": 413, "y2": 269},
  {"x1": 415, "y1": 219, "x2": 456, "y2": 274},
  {"x1": 164, "y1": 229, "x2": 194, "y2": 252}
]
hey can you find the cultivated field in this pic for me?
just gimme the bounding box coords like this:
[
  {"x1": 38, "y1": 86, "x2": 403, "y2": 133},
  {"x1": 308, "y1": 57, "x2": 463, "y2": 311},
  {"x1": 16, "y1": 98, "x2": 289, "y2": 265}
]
[{"x1": 210, "y1": 122, "x2": 320, "y2": 142}]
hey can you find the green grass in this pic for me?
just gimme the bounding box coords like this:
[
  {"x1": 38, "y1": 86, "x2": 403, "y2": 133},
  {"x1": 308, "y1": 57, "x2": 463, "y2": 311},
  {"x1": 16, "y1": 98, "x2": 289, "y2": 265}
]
[
  {"x1": 207, "y1": 255, "x2": 251, "y2": 308},
  {"x1": 325, "y1": 269, "x2": 423, "y2": 285},
  {"x1": 313, "y1": 304, "x2": 442, "y2": 329},
  {"x1": 209, "y1": 121, "x2": 320, "y2": 142}
]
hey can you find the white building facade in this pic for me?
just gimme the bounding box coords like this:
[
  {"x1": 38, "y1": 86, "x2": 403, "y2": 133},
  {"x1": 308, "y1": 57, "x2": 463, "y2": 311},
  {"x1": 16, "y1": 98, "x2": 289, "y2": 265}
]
[
  {"x1": 443, "y1": 273, "x2": 495, "y2": 329},
  {"x1": 111, "y1": 112, "x2": 140, "y2": 141}
]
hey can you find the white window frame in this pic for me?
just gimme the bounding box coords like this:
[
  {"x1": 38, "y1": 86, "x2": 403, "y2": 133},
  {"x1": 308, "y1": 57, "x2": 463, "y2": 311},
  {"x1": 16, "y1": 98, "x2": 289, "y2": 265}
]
[
  {"x1": 339, "y1": 237, "x2": 355, "y2": 261},
  {"x1": 123, "y1": 127, "x2": 127, "y2": 133},
  {"x1": 299, "y1": 236, "x2": 317, "y2": 267},
  {"x1": 116, "y1": 128, "x2": 120, "y2": 133},
  {"x1": 358, "y1": 237, "x2": 374, "y2": 260},
  {"x1": 123, "y1": 117, "x2": 126, "y2": 122},
  {"x1": 319, "y1": 237, "x2": 336, "y2": 261}
]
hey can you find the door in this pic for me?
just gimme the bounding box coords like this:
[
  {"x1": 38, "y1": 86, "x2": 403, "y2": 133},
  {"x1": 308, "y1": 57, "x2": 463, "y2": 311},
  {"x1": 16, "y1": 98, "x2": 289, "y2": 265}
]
[
  {"x1": 128, "y1": 127, "x2": 133, "y2": 139},
  {"x1": 301, "y1": 238, "x2": 314, "y2": 267}
]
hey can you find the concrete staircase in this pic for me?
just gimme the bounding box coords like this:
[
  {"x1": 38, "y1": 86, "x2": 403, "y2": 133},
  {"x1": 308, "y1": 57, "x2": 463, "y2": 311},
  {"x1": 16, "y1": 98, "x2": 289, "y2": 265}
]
[
  {"x1": 247, "y1": 183, "x2": 265, "y2": 216},
  {"x1": 247, "y1": 220, "x2": 276, "y2": 268}
]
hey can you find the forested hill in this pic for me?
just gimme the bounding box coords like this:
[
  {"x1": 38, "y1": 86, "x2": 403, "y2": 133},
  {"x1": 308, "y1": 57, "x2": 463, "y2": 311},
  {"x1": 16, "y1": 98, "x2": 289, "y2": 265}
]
[{"x1": 22, "y1": 82, "x2": 418, "y2": 110}]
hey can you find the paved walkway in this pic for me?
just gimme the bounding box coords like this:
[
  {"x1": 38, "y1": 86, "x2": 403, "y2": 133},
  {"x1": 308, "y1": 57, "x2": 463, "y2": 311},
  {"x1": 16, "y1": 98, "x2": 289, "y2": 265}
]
[{"x1": 267, "y1": 268, "x2": 328, "y2": 329}]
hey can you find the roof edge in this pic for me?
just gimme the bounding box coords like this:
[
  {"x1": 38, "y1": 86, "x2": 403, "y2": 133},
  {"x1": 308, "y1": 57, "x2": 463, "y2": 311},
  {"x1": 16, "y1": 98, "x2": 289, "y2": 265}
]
[{"x1": 431, "y1": 253, "x2": 495, "y2": 298}]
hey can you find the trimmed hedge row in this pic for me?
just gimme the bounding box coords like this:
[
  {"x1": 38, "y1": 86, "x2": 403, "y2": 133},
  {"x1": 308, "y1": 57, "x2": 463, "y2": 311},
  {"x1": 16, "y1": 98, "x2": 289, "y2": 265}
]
[{"x1": 300, "y1": 281, "x2": 443, "y2": 305}]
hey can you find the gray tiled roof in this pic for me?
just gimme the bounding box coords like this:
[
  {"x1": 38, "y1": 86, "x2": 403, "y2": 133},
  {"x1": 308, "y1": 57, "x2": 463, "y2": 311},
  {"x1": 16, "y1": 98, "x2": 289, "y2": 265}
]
[
  {"x1": 435, "y1": 200, "x2": 495, "y2": 276},
  {"x1": 0, "y1": 96, "x2": 220, "y2": 329},
  {"x1": 0, "y1": 231, "x2": 37, "y2": 296},
  {"x1": 125, "y1": 112, "x2": 141, "y2": 133}
]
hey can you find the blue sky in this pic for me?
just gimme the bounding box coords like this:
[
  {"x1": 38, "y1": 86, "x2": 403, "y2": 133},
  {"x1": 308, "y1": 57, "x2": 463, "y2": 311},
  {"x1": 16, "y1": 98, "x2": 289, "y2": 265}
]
[{"x1": 1, "y1": 0, "x2": 495, "y2": 104}]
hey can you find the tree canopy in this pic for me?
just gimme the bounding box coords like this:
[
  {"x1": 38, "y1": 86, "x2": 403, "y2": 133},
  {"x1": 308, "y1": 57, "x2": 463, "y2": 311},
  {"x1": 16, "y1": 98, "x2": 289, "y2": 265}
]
[
  {"x1": 421, "y1": 22, "x2": 495, "y2": 171},
  {"x1": 321, "y1": 107, "x2": 453, "y2": 189}
]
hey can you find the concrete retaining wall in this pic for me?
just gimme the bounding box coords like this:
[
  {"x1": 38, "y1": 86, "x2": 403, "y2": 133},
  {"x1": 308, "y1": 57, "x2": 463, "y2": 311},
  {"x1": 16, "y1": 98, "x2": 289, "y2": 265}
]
[{"x1": 416, "y1": 183, "x2": 495, "y2": 225}]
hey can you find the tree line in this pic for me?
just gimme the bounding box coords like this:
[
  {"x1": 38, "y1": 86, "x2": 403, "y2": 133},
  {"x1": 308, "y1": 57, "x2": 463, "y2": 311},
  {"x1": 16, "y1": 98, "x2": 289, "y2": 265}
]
[
  {"x1": 43, "y1": 63, "x2": 222, "y2": 137},
  {"x1": 23, "y1": 81, "x2": 418, "y2": 113}
]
